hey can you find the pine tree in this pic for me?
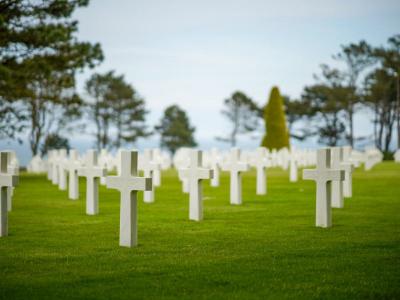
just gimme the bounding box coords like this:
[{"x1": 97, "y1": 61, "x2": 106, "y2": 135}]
[
  {"x1": 0, "y1": 0, "x2": 103, "y2": 154},
  {"x1": 85, "y1": 71, "x2": 149, "y2": 150},
  {"x1": 261, "y1": 87, "x2": 290, "y2": 150}
]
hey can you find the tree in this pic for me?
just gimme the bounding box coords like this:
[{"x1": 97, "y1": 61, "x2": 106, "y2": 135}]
[
  {"x1": 85, "y1": 71, "x2": 149, "y2": 150},
  {"x1": 364, "y1": 68, "x2": 397, "y2": 154},
  {"x1": 283, "y1": 95, "x2": 313, "y2": 141},
  {"x1": 40, "y1": 133, "x2": 70, "y2": 156},
  {"x1": 261, "y1": 87, "x2": 290, "y2": 150},
  {"x1": 217, "y1": 91, "x2": 260, "y2": 146},
  {"x1": 334, "y1": 41, "x2": 375, "y2": 146},
  {"x1": 373, "y1": 35, "x2": 400, "y2": 149},
  {"x1": 301, "y1": 66, "x2": 352, "y2": 146},
  {"x1": 155, "y1": 105, "x2": 197, "y2": 154},
  {"x1": 109, "y1": 74, "x2": 149, "y2": 149},
  {"x1": 0, "y1": 0, "x2": 103, "y2": 154},
  {"x1": 85, "y1": 72, "x2": 115, "y2": 150}
]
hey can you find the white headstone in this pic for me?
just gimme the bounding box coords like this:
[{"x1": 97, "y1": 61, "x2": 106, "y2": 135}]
[
  {"x1": 46, "y1": 151, "x2": 53, "y2": 180},
  {"x1": 58, "y1": 149, "x2": 68, "y2": 191},
  {"x1": 0, "y1": 152, "x2": 19, "y2": 237},
  {"x1": 331, "y1": 147, "x2": 354, "y2": 207},
  {"x1": 51, "y1": 150, "x2": 59, "y2": 185},
  {"x1": 6, "y1": 151, "x2": 18, "y2": 211},
  {"x1": 78, "y1": 150, "x2": 106, "y2": 215},
  {"x1": 303, "y1": 148, "x2": 345, "y2": 228},
  {"x1": 106, "y1": 150, "x2": 152, "y2": 247},
  {"x1": 178, "y1": 172, "x2": 190, "y2": 193},
  {"x1": 222, "y1": 148, "x2": 249, "y2": 205},
  {"x1": 289, "y1": 150, "x2": 298, "y2": 182},
  {"x1": 209, "y1": 148, "x2": 221, "y2": 187},
  {"x1": 394, "y1": 149, "x2": 400, "y2": 163},
  {"x1": 27, "y1": 155, "x2": 46, "y2": 173},
  {"x1": 254, "y1": 147, "x2": 269, "y2": 195},
  {"x1": 179, "y1": 150, "x2": 213, "y2": 221},
  {"x1": 152, "y1": 148, "x2": 163, "y2": 187},
  {"x1": 67, "y1": 149, "x2": 81, "y2": 200},
  {"x1": 140, "y1": 149, "x2": 161, "y2": 203},
  {"x1": 342, "y1": 146, "x2": 355, "y2": 198}
]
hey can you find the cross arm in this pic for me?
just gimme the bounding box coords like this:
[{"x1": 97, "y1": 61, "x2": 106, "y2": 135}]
[
  {"x1": 106, "y1": 176, "x2": 152, "y2": 192},
  {"x1": 302, "y1": 169, "x2": 317, "y2": 181}
]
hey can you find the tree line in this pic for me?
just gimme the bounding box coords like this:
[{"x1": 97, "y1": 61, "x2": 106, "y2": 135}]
[
  {"x1": 1, "y1": 1, "x2": 399, "y2": 156},
  {"x1": 219, "y1": 35, "x2": 400, "y2": 157},
  {"x1": 0, "y1": 0, "x2": 196, "y2": 155}
]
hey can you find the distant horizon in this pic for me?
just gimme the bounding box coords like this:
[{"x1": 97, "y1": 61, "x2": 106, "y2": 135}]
[{"x1": 2, "y1": 0, "x2": 400, "y2": 165}]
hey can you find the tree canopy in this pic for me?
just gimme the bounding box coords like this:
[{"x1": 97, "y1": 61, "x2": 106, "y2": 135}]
[
  {"x1": 0, "y1": 0, "x2": 103, "y2": 154},
  {"x1": 155, "y1": 105, "x2": 197, "y2": 154}
]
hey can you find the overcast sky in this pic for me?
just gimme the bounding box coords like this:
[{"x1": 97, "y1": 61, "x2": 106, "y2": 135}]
[
  {"x1": 73, "y1": 0, "x2": 400, "y2": 144},
  {"x1": 3, "y1": 0, "x2": 400, "y2": 165}
]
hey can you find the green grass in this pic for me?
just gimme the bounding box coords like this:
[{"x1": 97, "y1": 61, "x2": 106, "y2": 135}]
[{"x1": 1, "y1": 162, "x2": 399, "y2": 300}]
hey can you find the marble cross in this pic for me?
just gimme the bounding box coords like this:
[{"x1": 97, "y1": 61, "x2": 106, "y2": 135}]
[
  {"x1": 209, "y1": 148, "x2": 221, "y2": 187},
  {"x1": 78, "y1": 150, "x2": 106, "y2": 215},
  {"x1": 254, "y1": 147, "x2": 269, "y2": 195},
  {"x1": 179, "y1": 150, "x2": 213, "y2": 221},
  {"x1": 0, "y1": 152, "x2": 19, "y2": 237},
  {"x1": 106, "y1": 150, "x2": 152, "y2": 247},
  {"x1": 47, "y1": 150, "x2": 54, "y2": 180},
  {"x1": 303, "y1": 148, "x2": 344, "y2": 228},
  {"x1": 6, "y1": 151, "x2": 18, "y2": 212},
  {"x1": 51, "y1": 150, "x2": 59, "y2": 185},
  {"x1": 67, "y1": 149, "x2": 81, "y2": 200},
  {"x1": 58, "y1": 149, "x2": 68, "y2": 191},
  {"x1": 152, "y1": 148, "x2": 162, "y2": 187},
  {"x1": 342, "y1": 146, "x2": 354, "y2": 198},
  {"x1": 331, "y1": 147, "x2": 353, "y2": 208},
  {"x1": 222, "y1": 148, "x2": 249, "y2": 205},
  {"x1": 289, "y1": 152, "x2": 298, "y2": 182},
  {"x1": 141, "y1": 149, "x2": 160, "y2": 203},
  {"x1": 178, "y1": 172, "x2": 190, "y2": 193}
]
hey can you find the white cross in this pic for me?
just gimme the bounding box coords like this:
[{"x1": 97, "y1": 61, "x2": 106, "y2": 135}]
[
  {"x1": 331, "y1": 147, "x2": 354, "y2": 208},
  {"x1": 106, "y1": 150, "x2": 152, "y2": 247},
  {"x1": 51, "y1": 150, "x2": 59, "y2": 185},
  {"x1": 303, "y1": 148, "x2": 344, "y2": 228},
  {"x1": 6, "y1": 151, "x2": 18, "y2": 212},
  {"x1": 209, "y1": 148, "x2": 221, "y2": 187},
  {"x1": 0, "y1": 152, "x2": 19, "y2": 237},
  {"x1": 78, "y1": 150, "x2": 106, "y2": 215},
  {"x1": 178, "y1": 171, "x2": 190, "y2": 193},
  {"x1": 289, "y1": 152, "x2": 298, "y2": 183},
  {"x1": 67, "y1": 149, "x2": 81, "y2": 200},
  {"x1": 222, "y1": 148, "x2": 249, "y2": 205},
  {"x1": 140, "y1": 149, "x2": 160, "y2": 203},
  {"x1": 58, "y1": 149, "x2": 68, "y2": 191},
  {"x1": 47, "y1": 150, "x2": 53, "y2": 180},
  {"x1": 152, "y1": 148, "x2": 162, "y2": 187},
  {"x1": 342, "y1": 146, "x2": 354, "y2": 198},
  {"x1": 99, "y1": 149, "x2": 109, "y2": 185},
  {"x1": 254, "y1": 147, "x2": 269, "y2": 195},
  {"x1": 179, "y1": 150, "x2": 213, "y2": 221}
]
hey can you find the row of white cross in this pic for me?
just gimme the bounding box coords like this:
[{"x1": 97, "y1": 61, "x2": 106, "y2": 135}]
[{"x1": 1, "y1": 145, "x2": 377, "y2": 247}]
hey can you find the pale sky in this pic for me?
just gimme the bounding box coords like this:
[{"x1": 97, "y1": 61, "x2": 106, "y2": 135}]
[
  {"x1": 73, "y1": 0, "x2": 400, "y2": 144},
  {"x1": 2, "y1": 0, "x2": 400, "y2": 165}
]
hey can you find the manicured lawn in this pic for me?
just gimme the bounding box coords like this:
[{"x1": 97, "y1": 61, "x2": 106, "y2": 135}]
[{"x1": 1, "y1": 162, "x2": 399, "y2": 299}]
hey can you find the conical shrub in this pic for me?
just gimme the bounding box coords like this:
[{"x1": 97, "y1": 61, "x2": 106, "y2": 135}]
[{"x1": 261, "y1": 86, "x2": 290, "y2": 150}]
